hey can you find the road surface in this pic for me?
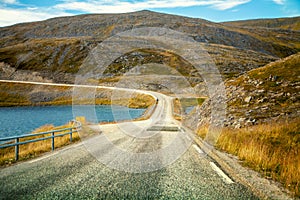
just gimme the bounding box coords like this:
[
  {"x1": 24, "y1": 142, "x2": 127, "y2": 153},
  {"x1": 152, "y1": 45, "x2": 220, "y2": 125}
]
[{"x1": 0, "y1": 80, "x2": 259, "y2": 199}]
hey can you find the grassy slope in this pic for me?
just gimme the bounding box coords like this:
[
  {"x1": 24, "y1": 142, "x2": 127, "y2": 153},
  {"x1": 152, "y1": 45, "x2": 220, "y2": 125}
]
[
  {"x1": 216, "y1": 120, "x2": 300, "y2": 198},
  {"x1": 0, "y1": 38, "x2": 91, "y2": 83}
]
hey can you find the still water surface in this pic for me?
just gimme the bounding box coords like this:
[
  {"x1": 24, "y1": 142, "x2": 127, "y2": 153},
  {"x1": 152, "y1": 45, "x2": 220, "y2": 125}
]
[{"x1": 0, "y1": 105, "x2": 145, "y2": 138}]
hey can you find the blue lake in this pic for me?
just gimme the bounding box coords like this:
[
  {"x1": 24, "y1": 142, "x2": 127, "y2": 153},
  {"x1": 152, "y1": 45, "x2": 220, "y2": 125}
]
[{"x1": 0, "y1": 105, "x2": 145, "y2": 138}]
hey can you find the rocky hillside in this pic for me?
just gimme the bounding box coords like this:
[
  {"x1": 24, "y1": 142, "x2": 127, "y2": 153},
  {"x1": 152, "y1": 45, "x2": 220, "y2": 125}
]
[
  {"x1": 0, "y1": 11, "x2": 299, "y2": 84},
  {"x1": 225, "y1": 52, "x2": 300, "y2": 127},
  {"x1": 184, "y1": 52, "x2": 300, "y2": 130}
]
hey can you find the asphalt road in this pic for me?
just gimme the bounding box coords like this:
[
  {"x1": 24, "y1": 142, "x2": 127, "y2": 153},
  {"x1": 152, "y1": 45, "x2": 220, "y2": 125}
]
[
  {"x1": 0, "y1": 140, "x2": 258, "y2": 199},
  {"x1": 0, "y1": 81, "x2": 259, "y2": 199}
]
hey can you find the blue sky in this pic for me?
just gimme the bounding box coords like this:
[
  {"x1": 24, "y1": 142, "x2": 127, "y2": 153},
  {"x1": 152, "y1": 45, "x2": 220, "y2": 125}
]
[{"x1": 0, "y1": 0, "x2": 299, "y2": 27}]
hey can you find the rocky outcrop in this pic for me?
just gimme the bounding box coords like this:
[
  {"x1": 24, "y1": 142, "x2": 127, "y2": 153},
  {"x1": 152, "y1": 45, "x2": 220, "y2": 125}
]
[{"x1": 0, "y1": 62, "x2": 53, "y2": 83}]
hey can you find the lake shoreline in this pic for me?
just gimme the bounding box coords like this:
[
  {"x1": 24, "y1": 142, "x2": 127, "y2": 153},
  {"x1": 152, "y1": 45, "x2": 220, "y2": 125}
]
[
  {"x1": 0, "y1": 105, "x2": 147, "y2": 138},
  {"x1": 0, "y1": 81, "x2": 155, "y2": 109}
]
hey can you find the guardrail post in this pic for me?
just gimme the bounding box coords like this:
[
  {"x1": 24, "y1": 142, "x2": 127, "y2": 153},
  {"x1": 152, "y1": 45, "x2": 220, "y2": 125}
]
[
  {"x1": 51, "y1": 132, "x2": 55, "y2": 151},
  {"x1": 70, "y1": 128, "x2": 72, "y2": 143},
  {"x1": 15, "y1": 138, "x2": 19, "y2": 161}
]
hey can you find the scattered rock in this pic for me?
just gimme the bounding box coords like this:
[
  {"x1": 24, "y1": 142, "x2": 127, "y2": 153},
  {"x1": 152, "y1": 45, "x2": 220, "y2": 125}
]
[
  {"x1": 269, "y1": 75, "x2": 278, "y2": 81},
  {"x1": 257, "y1": 98, "x2": 267, "y2": 103},
  {"x1": 239, "y1": 118, "x2": 247, "y2": 122},
  {"x1": 244, "y1": 96, "x2": 252, "y2": 103},
  {"x1": 245, "y1": 118, "x2": 256, "y2": 126},
  {"x1": 257, "y1": 89, "x2": 265, "y2": 93}
]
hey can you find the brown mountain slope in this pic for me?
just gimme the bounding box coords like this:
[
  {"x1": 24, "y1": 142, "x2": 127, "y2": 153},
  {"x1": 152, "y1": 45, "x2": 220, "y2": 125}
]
[
  {"x1": 1, "y1": 11, "x2": 299, "y2": 56},
  {"x1": 0, "y1": 11, "x2": 299, "y2": 84}
]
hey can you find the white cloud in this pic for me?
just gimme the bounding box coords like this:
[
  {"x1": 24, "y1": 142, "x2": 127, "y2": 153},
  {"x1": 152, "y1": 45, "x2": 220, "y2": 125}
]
[
  {"x1": 0, "y1": 0, "x2": 253, "y2": 27},
  {"x1": 54, "y1": 0, "x2": 251, "y2": 13},
  {"x1": 27, "y1": 7, "x2": 38, "y2": 11},
  {"x1": 1, "y1": 0, "x2": 18, "y2": 4},
  {"x1": 272, "y1": 0, "x2": 284, "y2": 5},
  {"x1": 211, "y1": 0, "x2": 251, "y2": 10},
  {"x1": 0, "y1": 8, "x2": 71, "y2": 27}
]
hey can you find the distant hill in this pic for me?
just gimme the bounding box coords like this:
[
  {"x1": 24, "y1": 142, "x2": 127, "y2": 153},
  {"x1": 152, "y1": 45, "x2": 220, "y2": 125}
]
[
  {"x1": 223, "y1": 16, "x2": 300, "y2": 31},
  {"x1": 0, "y1": 10, "x2": 299, "y2": 83}
]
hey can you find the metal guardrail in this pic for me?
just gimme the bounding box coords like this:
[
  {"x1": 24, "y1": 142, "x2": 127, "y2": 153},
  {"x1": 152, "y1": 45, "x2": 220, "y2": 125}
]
[{"x1": 0, "y1": 120, "x2": 82, "y2": 161}]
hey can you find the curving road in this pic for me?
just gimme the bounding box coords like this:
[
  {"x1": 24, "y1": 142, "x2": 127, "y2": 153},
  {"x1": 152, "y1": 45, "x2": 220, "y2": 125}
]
[{"x1": 0, "y1": 80, "x2": 259, "y2": 199}]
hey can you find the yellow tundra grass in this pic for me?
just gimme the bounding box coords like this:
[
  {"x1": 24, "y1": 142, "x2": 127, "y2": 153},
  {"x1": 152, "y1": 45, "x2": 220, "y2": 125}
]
[{"x1": 198, "y1": 119, "x2": 300, "y2": 197}]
